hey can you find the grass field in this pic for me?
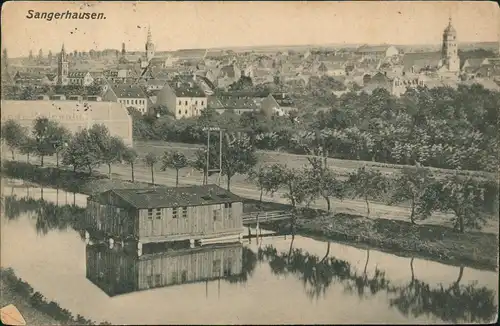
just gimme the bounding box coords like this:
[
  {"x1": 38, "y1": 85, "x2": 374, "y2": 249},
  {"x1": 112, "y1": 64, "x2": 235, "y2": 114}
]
[{"x1": 133, "y1": 140, "x2": 496, "y2": 180}]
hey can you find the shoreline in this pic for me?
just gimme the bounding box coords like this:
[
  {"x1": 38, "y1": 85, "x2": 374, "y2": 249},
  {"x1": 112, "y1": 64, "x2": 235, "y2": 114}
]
[
  {"x1": 0, "y1": 268, "x2": 109, "y2": 325},
  {"x1": 1, "y1": 160, "x2": 498, "y2": 272}
]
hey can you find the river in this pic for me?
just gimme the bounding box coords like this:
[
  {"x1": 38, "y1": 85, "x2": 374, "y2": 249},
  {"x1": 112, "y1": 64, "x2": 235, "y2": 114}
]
[{"x1": 1, "y1": 180, "x2": 498, "y2": 325}]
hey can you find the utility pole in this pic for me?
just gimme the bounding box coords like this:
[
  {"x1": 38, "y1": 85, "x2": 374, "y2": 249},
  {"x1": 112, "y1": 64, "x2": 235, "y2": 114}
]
[{"x1": 203, "y1": 127, "x2": 223, "y2": 186}]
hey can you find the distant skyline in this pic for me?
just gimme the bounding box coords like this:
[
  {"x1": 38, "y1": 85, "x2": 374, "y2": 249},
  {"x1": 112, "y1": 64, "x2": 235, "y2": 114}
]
[{"x1": 1, "y1": 1, "x2": 499, "y2": 58}]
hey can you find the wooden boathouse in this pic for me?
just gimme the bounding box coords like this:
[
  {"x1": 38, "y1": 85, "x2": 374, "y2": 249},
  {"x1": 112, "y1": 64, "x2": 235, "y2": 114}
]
[
  {"x1": 85, "y1": 242, "x2": 244, "y2": 296},
  {"x1": 85, "y1": 184, "x2": 245, "y2": 244}
]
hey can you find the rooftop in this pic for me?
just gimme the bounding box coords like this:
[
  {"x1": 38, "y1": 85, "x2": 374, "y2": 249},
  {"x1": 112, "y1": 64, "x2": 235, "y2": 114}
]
[
  {"x1": 96, "y1": 184, "x2": 243, "y2": 209},
  {"x1": 111, "y1": 84, "x2": 148, "y2": 99}
]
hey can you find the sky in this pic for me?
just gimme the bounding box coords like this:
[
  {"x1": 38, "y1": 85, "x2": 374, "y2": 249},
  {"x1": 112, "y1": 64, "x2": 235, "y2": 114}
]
[{"x1": 1, "y1": 1, "x2": 499, "y2": 58}]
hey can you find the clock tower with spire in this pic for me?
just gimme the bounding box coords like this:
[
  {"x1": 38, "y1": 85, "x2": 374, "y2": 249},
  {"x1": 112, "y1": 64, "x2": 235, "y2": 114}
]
[{"x1": 441, "y1": 17, "x2": 460, "y2": 72}]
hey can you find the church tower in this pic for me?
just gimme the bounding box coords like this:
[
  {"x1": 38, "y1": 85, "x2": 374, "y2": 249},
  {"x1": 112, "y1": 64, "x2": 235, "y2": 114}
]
[
  {"x1": 57, "y1": 43, "x2": 69, "y2": 85},
  {"x1": 441, "y1": 17, "x2": 460, "y2": 72},
  {"x1": 145, "y1": 25, "x2": 155, "y2": 62}
]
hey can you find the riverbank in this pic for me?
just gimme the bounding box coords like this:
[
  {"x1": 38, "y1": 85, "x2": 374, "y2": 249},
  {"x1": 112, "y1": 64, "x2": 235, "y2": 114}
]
[
  {"x1": 0, "y1": 268, "x2": 109, "y2": 325},
  {"x1": 1, "y1": 160, "x2": 498, "y2": 271},
  {"x1": 262, "y1": 212, "x2": 498, "y2": 272}
]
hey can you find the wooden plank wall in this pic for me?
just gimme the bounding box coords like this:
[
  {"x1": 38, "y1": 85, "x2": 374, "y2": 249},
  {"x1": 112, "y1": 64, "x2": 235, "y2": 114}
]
[
  {"x1": 138, "y1": 202, "x2": 244, "y2": 239},
  {"x1": 137, "y1": 245, "x2": 244, "y2": 290}
]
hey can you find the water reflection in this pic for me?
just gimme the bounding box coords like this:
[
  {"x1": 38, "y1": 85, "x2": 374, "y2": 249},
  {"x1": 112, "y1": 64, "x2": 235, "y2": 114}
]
[
  {"x1": 2, "y1": 191, "x2": 86, "y2": 237},
  {"x1": 85, "y1": 241, "x2": 255, "y2": 297},
  {"x1": 257, "y1": 241, "x2": 498, "y2": 324},
  {"x1": 1, "y1": 181, "x2": 498, "y2": 324}
]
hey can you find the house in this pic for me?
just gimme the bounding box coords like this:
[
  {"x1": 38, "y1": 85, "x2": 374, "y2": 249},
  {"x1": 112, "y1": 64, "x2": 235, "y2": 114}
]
[
  {"x1": 102, "y1": 84, "x2": 150, "y2": 114},
  {"x1": 356, "y1": 45, "x2": 400, "y2": 60},
  {"x1": 318, "y1": 62, "x2": 347, "y2": 76},
  {"x1": 261, "y1": 93, "x2": 297, "y2": 117},
  {"x1": 145, "y1": 79, "x2": 167, "y2": 92},
  {"x1": 85, "y1": 185, "x2": 245, "y2": 244},
  {"x1": 217, "y1": 63, "x2": 242, "y2": 89},
  {"x1": 36, "y1": 94, "x2": 50, "y2": 100},
  {"x1": 68, "y1": 71, "x2": 94, "y2": 86},
  {"x1": 85, "y1": 241, "x2": 244, "y2": 297},
  {"x1": 215, "y1": 90, "x2": 269, "y2": 115},
  {"x1": 402, "y1": 52, "x2": 443, "y2": 75},
  {"x1": 50, "y1": 94, "x2": 66, "y2": 101},
  {"x1": 156, "y1": 76, "x2": 207, "y2": 119},
  {"x1": 13, "y1": 71, "x2": 44, "y2": 85}
]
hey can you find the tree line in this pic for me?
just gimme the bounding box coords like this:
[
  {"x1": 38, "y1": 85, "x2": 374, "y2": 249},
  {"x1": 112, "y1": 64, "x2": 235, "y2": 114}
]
[
  {"x1": 131, "y1": 84, "x2": 498, "y2": 173},
  {"x1": 2, "y1": 117, "x2": 496, "y2": 234}
]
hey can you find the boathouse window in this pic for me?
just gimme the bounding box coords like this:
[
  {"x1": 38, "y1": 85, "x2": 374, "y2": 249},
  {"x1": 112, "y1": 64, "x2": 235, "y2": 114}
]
[
  {"x1": 213, "y1": 259, "x2": 221, "y2": 274},
  {"x1": 155, "y1": 208, "x2": 162, "y2": 219},
  {"x1": 147, "y1": 275, "x2": 153, "y2": 287},
  {"x1": 181, "y1": 271, "x2": 187, "y2": 283},
  {"x1": 223, "y1": 258, "x2": 233, "y2": 276},
  {"x1": 182, "y1": 207, "x2": 188, "y2": 218},
  {"x1": 224, "y1": 203, "x2": 232, "y2": 209},
  {"x1": 147, "y1": 209, "x2": 153, "y2": 219},
  {"x1": 173, "y1": 207, "x2": 178, "y2": 219},
  {"x1": 155, "y1": 274, "x2": 161, "y2": 286},
  {"x1": 171, "y1": 272, "x2": 178, "y2": 284}
]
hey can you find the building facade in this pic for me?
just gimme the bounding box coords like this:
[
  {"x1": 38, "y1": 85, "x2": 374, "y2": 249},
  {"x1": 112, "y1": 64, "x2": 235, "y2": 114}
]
[
  {"x1": 156, "y1": 78, "x2": 208, "y2": 119},
  {"x1": 85, "y1": 185, "x2": 245, "y2": 244},
  {"x1": 102, "y1": 84, "x2": 150, "y2": 114},
  {"x1": 1, "y1": 100, "x2": 133, "y2": 146}
]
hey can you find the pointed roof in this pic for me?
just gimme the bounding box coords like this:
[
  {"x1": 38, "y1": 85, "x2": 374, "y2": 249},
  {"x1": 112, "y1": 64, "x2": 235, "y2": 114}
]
[
  {"x1": 147, "y1": 25, "x2": 153, "y2": 44},
  {"x1": 444, "y1": 17, "x2": 456, "y2": 36}
]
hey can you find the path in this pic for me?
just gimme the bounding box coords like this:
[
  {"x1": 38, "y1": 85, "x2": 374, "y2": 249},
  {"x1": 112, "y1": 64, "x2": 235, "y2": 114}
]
[{"x1": 5, "y1": 151, "x2": 498, "y2": 235}]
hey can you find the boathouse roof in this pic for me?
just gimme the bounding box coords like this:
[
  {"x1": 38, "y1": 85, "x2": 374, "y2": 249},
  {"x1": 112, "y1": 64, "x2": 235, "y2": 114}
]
[{"x1": 93, "y1": 184, "x2": 243, "y2": 209}]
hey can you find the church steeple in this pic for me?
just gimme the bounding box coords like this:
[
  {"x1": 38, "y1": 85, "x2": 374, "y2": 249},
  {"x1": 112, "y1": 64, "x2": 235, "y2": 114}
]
[
  {"x1": 441, "y1": 16, "x2": 459, "y2": 73},
  {"x1": 145, "y1": 25, "x2": 155, "y2": 63},
  {"x1": 57, "y1": 43, "x2": 68, "y2": 85}
]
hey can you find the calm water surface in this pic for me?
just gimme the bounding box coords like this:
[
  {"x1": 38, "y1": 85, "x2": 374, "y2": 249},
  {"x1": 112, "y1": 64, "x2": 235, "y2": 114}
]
[{"x1": 1, "y1": 181, "x2": 498, "y2": 325}]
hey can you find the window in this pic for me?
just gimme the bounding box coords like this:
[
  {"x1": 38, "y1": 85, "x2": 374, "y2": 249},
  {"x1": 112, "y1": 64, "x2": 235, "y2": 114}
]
[
  {"x1": 147, "y1": 275, "x2": 153, "y2": 287},
  {"x1": 213, "y1": 259, "x2": 221, "y2": 274},
  {"x1": 155, "y1": 274, "x2": 161, "y2": 286},
  {"x1": 171, "y1": 272, "x2": 178, "y2": 284},
  {"x1": 224, "y1": 203, "x2": 232, "y2": 209},
  {"x1": 173, "y1": 207, "x2": 178, "y2": 219},
  {"x1": 178, "y1": 110, "x2": 181, "y2": 115},
  {"x1": 195, "y1": 100, "x2": 198, "y2": 105},
  {"x1": 181, "y1": 271, "x2": 187, "y2": 283},
  {"x1": 178, "y1": 100, "x2": 181, "y2": 105},
  {"x1": 147, "y1": 209, "x2": 153, "y2": 219},
  {"x1": 155, "y1": 208, "x2": 162, "y2": 219},
  {"x1": 182, "y1": 207, "x2": 188, "y2": 218},
  {"x1": 185, "y1": 101, "x2": 188, "y2": 105},
  {"x1": 185, "y1": 110, "x2": 187, "y2": 114}
]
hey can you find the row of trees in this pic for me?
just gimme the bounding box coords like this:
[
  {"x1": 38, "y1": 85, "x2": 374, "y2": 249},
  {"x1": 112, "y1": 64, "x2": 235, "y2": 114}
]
[
  {"x1": 2, "y1": 118, "x2": 496, "y2": 233},
  {"x1": 248, "y1": 162, "x2": 496, "y2": 233},
  {"x1": 131, "y1": 84, "x2": 499, "y2": 173}
]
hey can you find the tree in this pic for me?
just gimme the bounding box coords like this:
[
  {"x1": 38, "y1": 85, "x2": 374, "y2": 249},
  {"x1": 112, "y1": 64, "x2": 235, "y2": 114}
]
[
  {"x1": 160, "y1": 151, "x2": 188, "y2": 187},
  {"x1": 32, "y1": 117, "x2": 70, "y2": 167},
  {"x1": 19, "y1": 136, "x2": 37, "y2": 163},
  {"x1": 304, "y1": 166, "x2": 345, "y2": 212},
  {"x1": 248, "y1": 164, "x2": 284, "y2": 209},
  {"x1": 389, "y1": 166, "x2": 439, "y2": 224},
  {"x1": 101, "y1": 137, "x2": 127, "y2": 180},
  {"x1": 62, "y1": 128, "x2": 102, "y2": 174},
  {"x1": 265, "y1": 163, "x2": 307, "y2": 209},
  {"x1": 122, "y1": 147, "x2": 138, "y2": 182},
  {"x1": 437, "y1": 174, "x2": 492, "y2": 233},
  {"x1": 1, "y1": 120, "x2": 26, "y2": 160},
  {"x1": 348, "y1": 167, "x2": 389, "y2": 218},
  {"x1": 144, "y1": 152, "x2": 158, "y2": 184},
  {"x1": 220, "y1": 134, "x2": 258, "y2": 191}
]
